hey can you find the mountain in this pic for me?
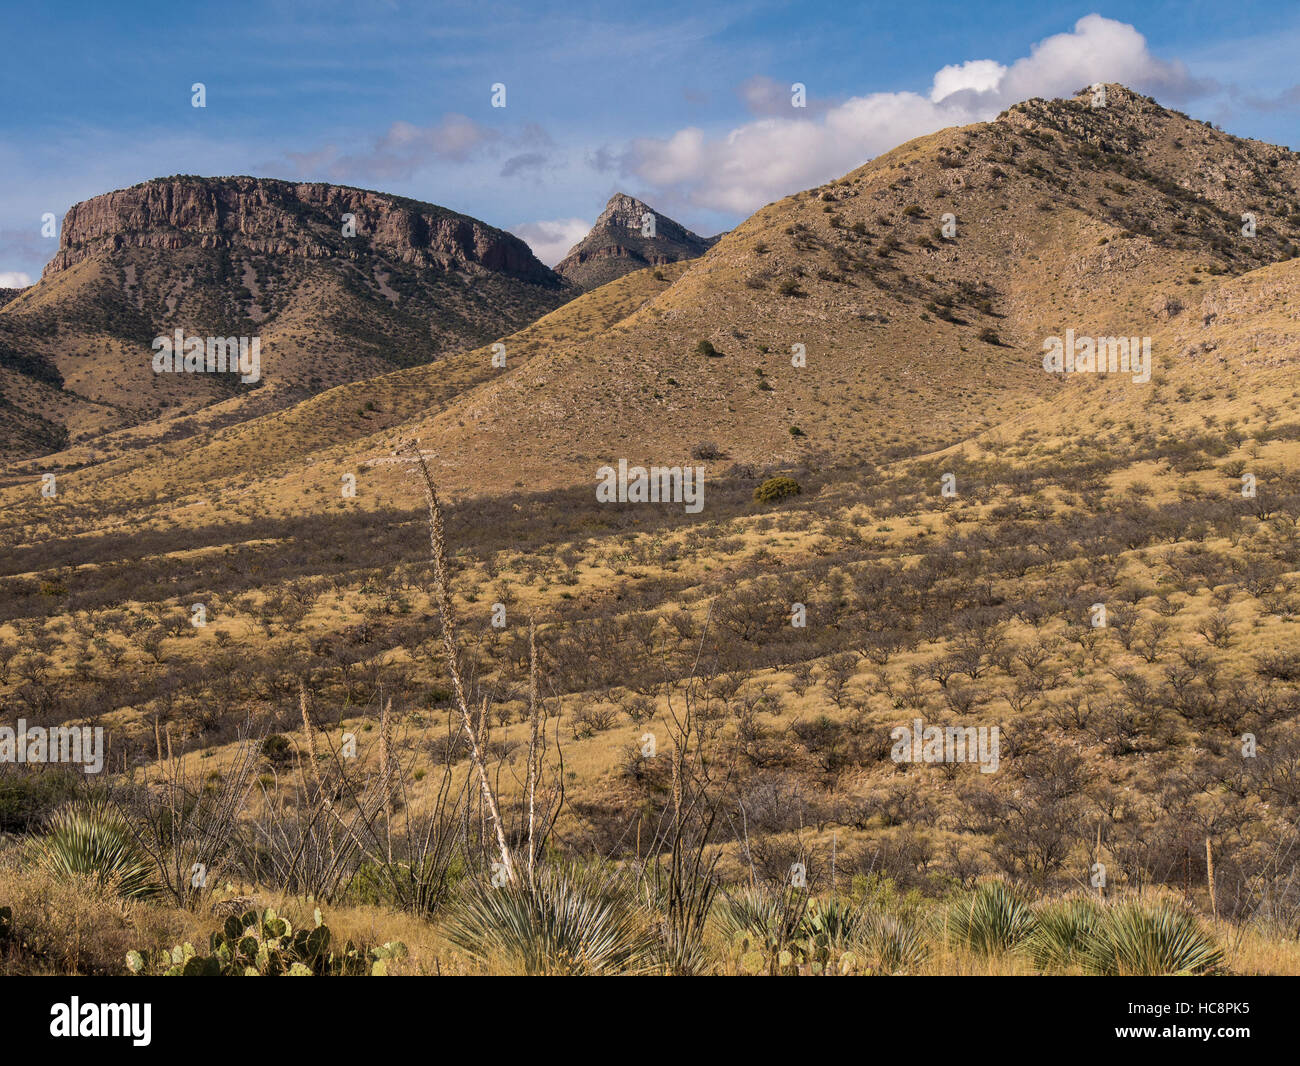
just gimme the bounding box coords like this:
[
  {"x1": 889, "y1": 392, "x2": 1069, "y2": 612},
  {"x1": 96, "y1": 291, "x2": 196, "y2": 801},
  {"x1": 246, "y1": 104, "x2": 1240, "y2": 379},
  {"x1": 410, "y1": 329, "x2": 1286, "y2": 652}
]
[
  {"x1": 554, "y1": 193, "x2": 719, "y2": 290},
  {"x1": 0, "y1": 176, "x2": 574, "y2": 462},
  {"x1": 307, "y1": 84, "x2": 1300, "y2": 502},
  {"x1": 8, "y1": 85, "x2": 1300, "y2": 518}
]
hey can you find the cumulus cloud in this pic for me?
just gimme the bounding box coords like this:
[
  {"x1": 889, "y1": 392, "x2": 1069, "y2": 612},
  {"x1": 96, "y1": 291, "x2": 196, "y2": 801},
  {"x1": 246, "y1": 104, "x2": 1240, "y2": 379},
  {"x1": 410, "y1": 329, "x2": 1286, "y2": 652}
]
[
  {"x1": 0, "y1": 270, "x2": 32, "y2": 287},
  {"x1": 930, "y1": 59, "x2": 1006, "y2": 103},
  {"x1": 623, "y1": 15, "x2": 1205, "y2": 214},
  {"x1": 510, "y1": 217, "x2": 591, "y2": 266}
]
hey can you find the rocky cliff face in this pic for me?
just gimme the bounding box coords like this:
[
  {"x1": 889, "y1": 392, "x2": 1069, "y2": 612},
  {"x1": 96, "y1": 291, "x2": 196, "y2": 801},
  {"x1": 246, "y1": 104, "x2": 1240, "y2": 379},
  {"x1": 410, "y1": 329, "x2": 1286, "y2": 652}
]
[
  {"x1": 45, "y1": 176, "x2": 560, "y2": 284},
  {"x1": 555, "y1": 193, "x2": 718, "y2": 290}
]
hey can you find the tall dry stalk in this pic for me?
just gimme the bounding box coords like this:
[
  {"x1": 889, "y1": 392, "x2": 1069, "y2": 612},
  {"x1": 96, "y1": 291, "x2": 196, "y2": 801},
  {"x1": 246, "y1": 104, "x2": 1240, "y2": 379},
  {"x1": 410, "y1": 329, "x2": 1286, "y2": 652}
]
[
  {"x1": 526, "y1": 618, "x2": 541, "y2": 879},
  {"x1": 400, "y1": 440, "x2": 516, "y2": 883}
]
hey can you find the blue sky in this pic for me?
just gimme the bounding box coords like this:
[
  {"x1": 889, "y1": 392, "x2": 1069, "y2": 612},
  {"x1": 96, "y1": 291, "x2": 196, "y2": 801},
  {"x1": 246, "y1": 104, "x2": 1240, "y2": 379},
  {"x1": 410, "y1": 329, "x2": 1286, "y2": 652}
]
[{"x1": 4, "y1": 1, "x2": 1300, "y2": 281}]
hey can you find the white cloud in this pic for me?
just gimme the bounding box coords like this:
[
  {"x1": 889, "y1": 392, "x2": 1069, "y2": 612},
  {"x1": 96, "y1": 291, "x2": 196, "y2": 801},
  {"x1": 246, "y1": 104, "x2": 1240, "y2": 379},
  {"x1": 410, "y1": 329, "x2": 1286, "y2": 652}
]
[
  {"x1": 0, "y1": 270, "x2": 32, "y2": 287},
  {"x1": 930, "y1": 59, "x2": 1007, "y2": 103},
  {"x1": 623, "y1": 15, "x2": 1203, "y2": 215},
  {"x1": 510, "y1": 217, "x2": 591, "y2": 266}
]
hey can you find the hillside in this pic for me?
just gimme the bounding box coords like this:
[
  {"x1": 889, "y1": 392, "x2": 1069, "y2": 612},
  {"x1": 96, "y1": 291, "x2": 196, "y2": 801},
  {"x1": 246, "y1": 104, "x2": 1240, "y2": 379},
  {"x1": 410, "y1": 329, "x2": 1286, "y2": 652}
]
[
  {"x1": 316, "y1": 84, "x2": 1300, "y2": 504},
  {"x1": 4, "y1": 84, "x2": 1300, "y2": 977}
]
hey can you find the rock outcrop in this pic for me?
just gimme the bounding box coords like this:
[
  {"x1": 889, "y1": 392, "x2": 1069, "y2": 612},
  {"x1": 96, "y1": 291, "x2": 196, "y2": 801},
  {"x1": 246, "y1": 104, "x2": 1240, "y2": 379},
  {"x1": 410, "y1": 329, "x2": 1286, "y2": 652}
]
[
  {"x1": 555, "y1": 193, "x2": 718, "y2": 290},
  {"x1": 46, "y1": 176, "x2": 560, "y2": 285}
]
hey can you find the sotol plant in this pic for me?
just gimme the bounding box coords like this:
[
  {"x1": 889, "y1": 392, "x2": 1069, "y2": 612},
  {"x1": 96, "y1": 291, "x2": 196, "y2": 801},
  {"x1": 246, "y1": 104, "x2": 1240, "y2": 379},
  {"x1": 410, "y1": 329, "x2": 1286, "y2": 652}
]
[
  {"x1": 1080, "y1": 900, "x2": 1223, "y2": 976},
  {"x1": 1024, "y1": 896, "x2": 1104, "y2": 972},
  {"x1": 945, "y1": 881, "x2": 1037, "y2": 957},
  {"x1": 444, "y1": 863, "x2": 658, "y2": 976},
  {"x1": 33, "y1": 802, "x2": 160, "y2": 901}
]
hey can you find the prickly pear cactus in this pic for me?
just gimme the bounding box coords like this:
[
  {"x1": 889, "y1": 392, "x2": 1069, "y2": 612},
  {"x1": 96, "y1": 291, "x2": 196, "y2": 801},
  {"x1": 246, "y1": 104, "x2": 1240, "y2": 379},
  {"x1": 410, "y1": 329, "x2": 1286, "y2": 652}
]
[{"x1": 127, "y1": 908, "x2": 406, "y2": 976}]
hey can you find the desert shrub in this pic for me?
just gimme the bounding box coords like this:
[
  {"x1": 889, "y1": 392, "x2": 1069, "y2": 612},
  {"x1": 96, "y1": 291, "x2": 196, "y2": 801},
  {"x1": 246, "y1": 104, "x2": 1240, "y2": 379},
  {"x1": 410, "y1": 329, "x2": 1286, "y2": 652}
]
[
  {"x1": 945, "y1": 881, "x2": 1037, "y2": 956},
  {"x1": 443, "y1": 864, "x2": 657, "y2": 975},
  {"x1": 259, "y1": 734, "x2": 293, "y2": 765},
  {"x1": 754, "y1": 476, "x2": 802, "y2": 503},
  {"x1": 691, "y1": 441, "x2": 723, "y2": 460},
  {"x1": 32, "y1": 802, "x2": 160, "y2": 901},
  {"x1": 694, "y1": 339, "x2": 721, "y2": 357},
  {"x1": 1081, "y1": 899, "x2": 1223, "y2": 976},
  {"x1": 0, "y1": 768, "x2": 82, "y2": 833},
  {"x1": 1257, "y1": 651, "x2": 1300, "y2": 681},
  {"x1": 570, "y1": 704, "x2": 619, "y2": 739}
]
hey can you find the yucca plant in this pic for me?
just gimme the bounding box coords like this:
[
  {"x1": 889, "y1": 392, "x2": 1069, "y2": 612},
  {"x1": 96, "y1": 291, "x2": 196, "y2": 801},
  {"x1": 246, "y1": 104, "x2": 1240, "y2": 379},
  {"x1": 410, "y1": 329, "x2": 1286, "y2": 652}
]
[
  {"x1": 855, "y1": 912, "x2": 930, "y2": 974},
  {"x1": 803, "y1": 896, "x2": 863, "y2": 953},
  {"x1": 444, "y1": 863, "x2": 658, "y2": 975},
  {"x1": 715, "y1": 882, "x2": 810, "y2": 975},
  {"x1": 945, "y1": 881, "x2": 1037, "y2": 957},
  {"x1": 638, "y1": 856, "x2": 719, "y2": 976},
  {"x1": 716, "y1": 883, "x2": 808, "y2": 948},
  {"x1": 1081, "y1": 899, "x2": 1223, "y2": 976},
  {"x1": 1024, "y1": 896, "x2": 1104, "y2": 972},
  {"x1": 34, "y1": 802, "x2": 160, "y2": 900}
]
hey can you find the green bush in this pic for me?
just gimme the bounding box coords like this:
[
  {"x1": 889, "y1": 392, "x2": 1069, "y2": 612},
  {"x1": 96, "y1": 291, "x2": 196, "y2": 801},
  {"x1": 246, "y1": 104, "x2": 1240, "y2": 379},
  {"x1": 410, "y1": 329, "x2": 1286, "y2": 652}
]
[
  {"x1": 0, "y1": 769, "x2": 82, "y2": 833},
  {"x1": 694, "y1": 339, "x2": 722, "y2": 357},
  {"x1": 754, "y1": 476, "x2": 802, "y2": 503}
]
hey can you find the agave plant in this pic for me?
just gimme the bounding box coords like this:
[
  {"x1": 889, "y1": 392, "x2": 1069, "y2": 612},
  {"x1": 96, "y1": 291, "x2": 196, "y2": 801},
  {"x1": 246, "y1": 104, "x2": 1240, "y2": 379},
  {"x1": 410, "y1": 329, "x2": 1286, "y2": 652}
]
[
  {"x1": 444, "y1": 863, "x2": 658, "y2": 976},
  {"x1": 1024, "y1": 896, "x2": 1104, "y2": 972},
  {"x1": 1082, "y1": 899, "x2": 1223, "y2": 976},
  {"x1": 945, "y1": 881, "x2": 1037, "y2": 957},
  {"x1": 34, "y1": 802, "x2": 160, "y2": 900}
]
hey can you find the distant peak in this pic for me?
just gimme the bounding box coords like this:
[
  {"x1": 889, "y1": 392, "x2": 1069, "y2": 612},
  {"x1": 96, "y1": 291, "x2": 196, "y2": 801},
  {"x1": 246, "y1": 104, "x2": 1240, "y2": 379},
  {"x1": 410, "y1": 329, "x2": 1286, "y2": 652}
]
[
  {"x1": 555, "y1": 193, "x2": 718, "y2": 290},
  {"x1": 596, "y1": 193, "x2": 656, "y2": 228}
]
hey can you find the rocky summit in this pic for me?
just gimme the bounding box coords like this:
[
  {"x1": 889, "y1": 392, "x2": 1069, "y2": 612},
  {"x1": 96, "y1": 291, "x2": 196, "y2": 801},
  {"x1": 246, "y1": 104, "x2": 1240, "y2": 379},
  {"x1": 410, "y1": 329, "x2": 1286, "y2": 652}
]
[{"x1": 554, "y1": 192, "x2": 718, "y2": 290}]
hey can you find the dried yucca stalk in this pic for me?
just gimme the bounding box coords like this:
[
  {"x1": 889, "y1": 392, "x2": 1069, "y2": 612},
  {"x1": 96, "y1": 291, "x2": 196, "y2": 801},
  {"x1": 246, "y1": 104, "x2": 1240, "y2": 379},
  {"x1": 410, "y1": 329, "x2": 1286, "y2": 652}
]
[{"x1": 399, "y1": 440, "x2": 516, "y2": 883}]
